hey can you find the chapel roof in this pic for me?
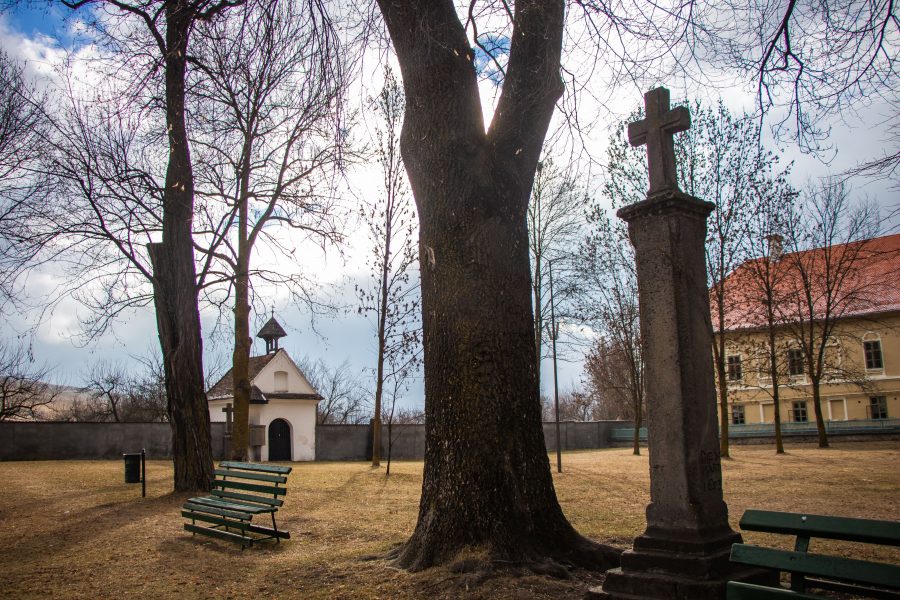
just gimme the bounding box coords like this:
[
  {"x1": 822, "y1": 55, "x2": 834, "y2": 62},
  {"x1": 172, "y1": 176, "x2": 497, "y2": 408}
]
[
  {"x1": 257, "y1": 317, "x2": 287, "y2": 340},
  {"x1": 207, "y1": 353, "x2": 278, "y2": 400}
]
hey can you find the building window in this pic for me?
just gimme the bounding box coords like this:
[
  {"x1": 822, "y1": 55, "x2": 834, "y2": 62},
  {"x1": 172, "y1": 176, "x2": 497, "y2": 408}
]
[
  {"x1": 792, "y1": 401, "x2": 808, "y2": 423},
  {"x1": 870, "y1": 396, "x2": 888, "y2": 420},
  {"x1": 274, "y1": 370, "x2": 288, "y2": 393},
  {"x1": 864, "y1": 340, "x2": 884, "y2": 370},
  {"x1": 727, "y1": 355, "x2": 743, "y2": 382},
  {"x1": 788, "y1": 349, "x2": 804, "y2": 377},
  {"x1": 731, "y1": 404, "x2": 746, "y2": 425}
]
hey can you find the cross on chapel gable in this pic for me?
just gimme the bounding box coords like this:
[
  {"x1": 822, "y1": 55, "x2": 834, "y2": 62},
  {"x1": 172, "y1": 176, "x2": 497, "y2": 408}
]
[{"x1": 627, "y1": 87, "x2": 690, "y2": 195}]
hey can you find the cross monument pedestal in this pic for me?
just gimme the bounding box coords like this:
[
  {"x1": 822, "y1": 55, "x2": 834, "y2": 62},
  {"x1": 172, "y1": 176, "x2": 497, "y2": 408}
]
[{"x1": 588, "y1": 88, "x2": 772, "y2": 599}]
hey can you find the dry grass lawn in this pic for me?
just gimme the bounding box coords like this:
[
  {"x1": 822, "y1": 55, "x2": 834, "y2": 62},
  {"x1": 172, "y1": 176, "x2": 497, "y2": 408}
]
[{"x1": 1, "y1": 442, "x2": 898, "y2": 599}]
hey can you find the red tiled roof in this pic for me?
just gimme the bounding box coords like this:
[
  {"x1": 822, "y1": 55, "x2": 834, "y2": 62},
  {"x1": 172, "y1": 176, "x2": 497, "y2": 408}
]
[
  {"x1": 714, "y1": 233, "x2": 900, "y2": 332},
  {"x1": 208, "y1": 353, "x2": 277, "y2": 400}
]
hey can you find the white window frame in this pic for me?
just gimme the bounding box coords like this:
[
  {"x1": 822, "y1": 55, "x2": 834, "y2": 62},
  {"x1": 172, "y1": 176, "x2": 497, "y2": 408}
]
[
  {"x1": 791, "y1": 400, "x2": 809, "y2": 423},
  {"x1": 726, "y1": 354, "x2": 744, "y2": 385},
  {"x1": 862, "y1": 332, "x2": 885, "y2": 374},
  {"x1": 785, "y1": 347, "x2": 807, "y2": 384}
]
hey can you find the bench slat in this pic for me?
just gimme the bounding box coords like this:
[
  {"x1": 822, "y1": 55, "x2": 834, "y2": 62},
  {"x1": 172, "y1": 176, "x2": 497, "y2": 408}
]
[
  {"x1": 730, "y1": 544, "x2": 900, "y2": 590},
  {"x1": 181, "y1": 510, "x2": 251, "y2": 531},
  {"x1": 187, "y1": 496, "x2": 274, "y2": 515},
  {"x1": 183, "y1": 502, "x2": 252, "y2": 521},
  {"x1": 246, "y1": 523, "x2": 291, "y2": 539},
  {"x1": 727, "y1": 581, "x2": 825, "y2": 599},
  {"x1": 184, "y1": 523, "x2": 253, "y2": 547},
  {"x1": 213, "y1": 468, "x2": 287, "y2": 484},
  {"x1": 212, "y1": 479, "x2": 286, "y2": 496},
  {"x1": 211, "y1": 489, "x2": 283, "y2": 507},
  {"x1": 218, "y1": 461, "x2": 292, "y2": 475},
  {"x1": 811, "y1": 578, "x2": 900, "y2": 600},
  {"x1": 740, "y1": 510, "x2": 900, "y2": 547}
]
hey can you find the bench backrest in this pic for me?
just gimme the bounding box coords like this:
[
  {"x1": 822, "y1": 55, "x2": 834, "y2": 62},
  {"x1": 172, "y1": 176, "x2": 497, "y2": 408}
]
[
  {"x1": 732, "y1": 509, "x2": 900, "y2": 597},
  {"x1": 739, "y1": 509, "x2": 900, "y2": 547},
  {"x1": 211, "y1": 461, "x2": 293, "y2": 509}
]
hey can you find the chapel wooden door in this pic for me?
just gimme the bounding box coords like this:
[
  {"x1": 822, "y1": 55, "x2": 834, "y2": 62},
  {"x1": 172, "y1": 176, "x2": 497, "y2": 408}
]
[{"x1": 268, "y1": 419, "x2": 291, "y2": 461}]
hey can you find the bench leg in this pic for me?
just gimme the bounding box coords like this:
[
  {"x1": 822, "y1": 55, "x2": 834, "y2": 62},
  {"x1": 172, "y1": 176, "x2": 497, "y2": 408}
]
[{"x1": 271, "y1": 513, "x2": 279, "y2": 543}]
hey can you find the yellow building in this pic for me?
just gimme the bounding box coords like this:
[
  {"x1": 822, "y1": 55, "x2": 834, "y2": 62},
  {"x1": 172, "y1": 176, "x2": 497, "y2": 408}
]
[{"x1": 716, "y1": 233, "x2": 900, "y2": 427}]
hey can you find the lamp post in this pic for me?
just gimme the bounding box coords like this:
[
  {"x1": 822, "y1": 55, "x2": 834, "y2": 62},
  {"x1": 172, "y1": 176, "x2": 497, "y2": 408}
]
[{"x1": 545, "y1": 260, "x2": 562, "y2": 474}]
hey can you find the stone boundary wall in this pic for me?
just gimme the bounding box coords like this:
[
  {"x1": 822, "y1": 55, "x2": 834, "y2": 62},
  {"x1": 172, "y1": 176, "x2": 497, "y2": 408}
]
[
  {"x1": 315, "y1": 423, "x2": 428, "y2": 461},
  {"x1": 316, "y1": 420, "x2": 632, "y2": 462},
  {"x1": 0, "y1": 422, "x2": 229, "y2": 461},
  {"x1": 0, "y1": 420, "x2": 624, "y2": 461},
  {"x1": 4, "y1": 420, "x2": 894, "y2": 461}
]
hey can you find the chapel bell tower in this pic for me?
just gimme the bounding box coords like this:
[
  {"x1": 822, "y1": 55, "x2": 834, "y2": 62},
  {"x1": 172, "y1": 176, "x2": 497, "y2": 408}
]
[{"x1": 257, "y1": 310, "x2": 287, "y2": 354}]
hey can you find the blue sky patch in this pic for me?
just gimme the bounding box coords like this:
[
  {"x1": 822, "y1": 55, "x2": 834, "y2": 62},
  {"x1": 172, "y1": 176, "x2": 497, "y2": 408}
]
[{"x1": 473, "y1": 34, "x2": 509, "y2": 87}]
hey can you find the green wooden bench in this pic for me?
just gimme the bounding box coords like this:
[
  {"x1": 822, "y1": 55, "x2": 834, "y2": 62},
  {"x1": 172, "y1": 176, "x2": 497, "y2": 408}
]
[
  {"x1": 727, "y1": 509, "x2": 900, "y2": 599},
  {"x1": 182, "y1": 461, "x2": 292, "y2": 549}
]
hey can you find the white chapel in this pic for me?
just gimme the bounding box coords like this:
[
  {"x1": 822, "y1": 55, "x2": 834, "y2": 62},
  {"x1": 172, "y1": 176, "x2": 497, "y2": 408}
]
[{"x1": 207, "y1": 316, "x2": 322, "y2": 461}]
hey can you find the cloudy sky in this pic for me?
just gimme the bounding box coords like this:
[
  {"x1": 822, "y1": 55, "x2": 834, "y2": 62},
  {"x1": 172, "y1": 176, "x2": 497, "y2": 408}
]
[{"x1": 1, "y1": 3, "x2": 897, "y2": 412}]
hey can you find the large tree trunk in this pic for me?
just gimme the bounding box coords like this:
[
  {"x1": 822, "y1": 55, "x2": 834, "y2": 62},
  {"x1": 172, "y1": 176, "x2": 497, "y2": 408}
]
[
  {"x1": 148, "y1": 2, "x2": 213, "y2": 492},
  {"x1": 378, "y1": 0, "x2": 619, "y2": 572}
]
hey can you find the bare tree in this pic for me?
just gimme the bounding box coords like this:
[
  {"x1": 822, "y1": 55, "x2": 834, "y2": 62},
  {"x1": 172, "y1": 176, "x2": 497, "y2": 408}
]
[
  {"x1": 579, "y1": 201, "x2": 644, "y2": 454},
  {"x1": 127, "y1": 351, "x2": 169, "y2": 422},
  {"x1": 685, "y1": 101, "x2": 794, "y2": 458},
  {"x1": 81, "y1": 361, "x2": 130, "y2": 422},
  {"x1": 0, "y1": 51, "x2": 48, "y2": 304},
  {"x1": 780, "y1": 179, "x2": 886, "y2": 447},
  {"x1": 54, "y1": 0, "x2": 244, "y2": 491},
  {"x1": 189, "y1": 0, "x2": 348, "y2": 461},
  {"x1": 357, "y1": 67, "x2": 421, "y2": 468},
  {"x1": 709, "y1": 1, "x2": 898, "y2": 156},
  {"x1": 714, "y1": 179, "x2": 797, "y2": 454},
  {"x1": 0, "y1": 341, "x2": 59, "y2": 421},
  {"x1": 61, "y1": 354, "x2": 168, "y2": 422},
  {"x1": 297, "y1": 357, "x2": 370, "y2": 425},
  {"x1": 527, "y1": 157, "x2": 586, "y2": 393}
]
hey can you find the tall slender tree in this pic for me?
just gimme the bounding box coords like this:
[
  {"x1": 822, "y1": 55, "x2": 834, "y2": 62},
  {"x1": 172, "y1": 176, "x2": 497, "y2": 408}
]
[
  {"x1": 190, "y1": 0, "x2": 347, "y2": 460},
  {"x1": 780, "y1": 180, "x2": 883, "y2": 448},
  {"x1": 60, "y1": 0, "x2": 243, "y2": 491},
  {"x1": 580, "y1": 202, "x2": 644, "y2": 455},
  {"x1": 357, "y1": 68, "x2": 421, "y2": 468},
  {"x1": 735, "y1": 188, "x2": 798, "y2": 454},
  {"x1": 527, "y1": 158, "x2": 585, "y2": 394}
]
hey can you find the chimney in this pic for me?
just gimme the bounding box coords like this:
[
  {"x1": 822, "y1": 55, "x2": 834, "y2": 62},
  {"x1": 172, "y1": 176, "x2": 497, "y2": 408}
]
[{"x1": 766, "y1": 234, "x2": 784, "y2": 260}]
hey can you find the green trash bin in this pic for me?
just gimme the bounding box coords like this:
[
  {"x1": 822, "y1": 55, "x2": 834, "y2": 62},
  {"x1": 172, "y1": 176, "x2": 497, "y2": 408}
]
[{"x1": 123, "y1": 453, "x2": 142, "y2": 484}]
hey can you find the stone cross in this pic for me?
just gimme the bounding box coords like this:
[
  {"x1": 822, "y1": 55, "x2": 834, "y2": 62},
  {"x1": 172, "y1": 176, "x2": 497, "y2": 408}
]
[
  {"x1": 222, "y1": 403, "x2": 233, "y2": 434},
  {"x1": 628, "y1": 87, "x2": 690, "y2": 195},
  {"x1": 590, "y1": 89, "x2": 764, "y2": 600}
]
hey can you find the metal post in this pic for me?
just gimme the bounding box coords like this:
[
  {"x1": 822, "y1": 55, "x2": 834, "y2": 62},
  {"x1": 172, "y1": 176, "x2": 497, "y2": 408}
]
[
  {"x1": 547, "y1": 261, "x2": 562, "y2": 474},
  {"x1": 141, "y1": 448, "x2": 146, "y2": 498}
]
